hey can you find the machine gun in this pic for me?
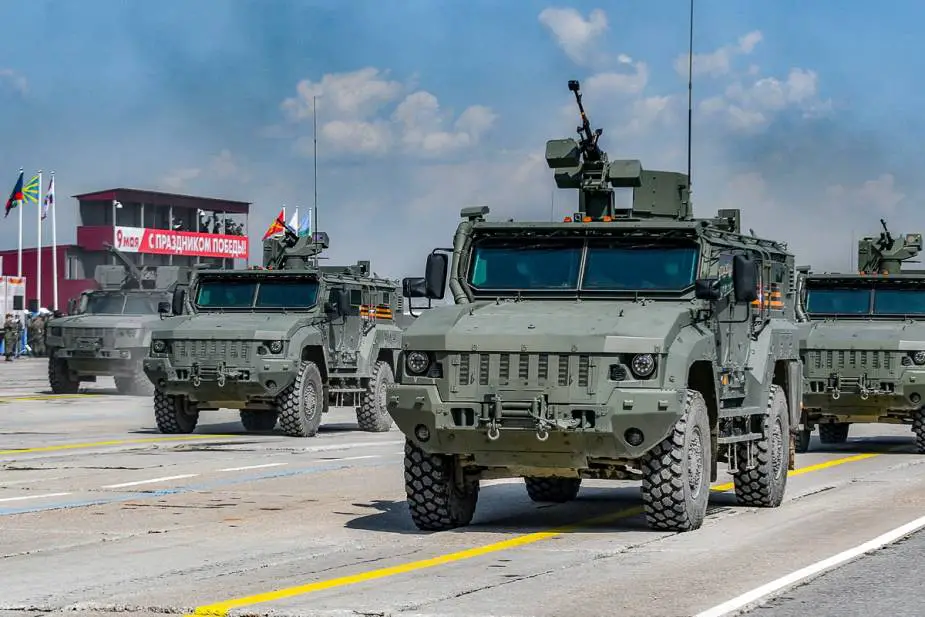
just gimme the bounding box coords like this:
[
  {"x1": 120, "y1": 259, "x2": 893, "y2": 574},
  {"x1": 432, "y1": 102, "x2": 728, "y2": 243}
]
[
  {"x1": 95, "y1": 242, "x2": 189, "y2": 292},
  {"x1": 543, "y1": 79, "x2": 705, "y2": 225},
  {"x1": 857, "y1": 219, "x2": 923, "y2": 274},
  {"x1": 262, "y1": 228, "x2": 331, "y2": 271}
]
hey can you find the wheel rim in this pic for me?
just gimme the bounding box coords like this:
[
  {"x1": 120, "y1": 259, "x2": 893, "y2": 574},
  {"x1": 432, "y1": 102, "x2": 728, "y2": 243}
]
[
  {"x1": 376, "y1": 375, "x2": 389, "y2": 410},
  {"x1": 688, "y1": 427, "x2": 705, "y2": 498},
  {"x1": 302, "y1": 382, "x2": 318, "y2": 421},
  {"x1": 771, "y1": 416, "x2": 784, "y2": 479}
]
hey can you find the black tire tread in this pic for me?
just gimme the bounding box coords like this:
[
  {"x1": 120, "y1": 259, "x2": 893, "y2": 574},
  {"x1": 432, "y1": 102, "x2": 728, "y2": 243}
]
[
  {"x1": 277, "y1": 361, "x2": 324, "y2": 437},
  {"x1": 356, "y1": 360, "x2": 394, "y2": 433},
  {"x1": 640, "y1": 388, "x2": 711, "y2": 532},
  {"x1": 404, "y1": 439, "x2": 478, "y2": 531},
  {"x1": 524, "y1": 477, "x2": 581, "y2": 503},
  {"x1": 48, "y1": 357, "x2": 80, "y2": 394},
  {"x1": 240, "y1": 410, "x2": 279, "y2": 432},
  {"x1": 733, "y1": 384, "x2": 790, "y2": 508},
  {"x1": 913, "y1": 407, "x2": 925, "y2": 454},
  {"x1": 818, "y1": 422, "x2": 850, "y2": 444},
  {"x1": 153, "y1": 389, "x2": 199, "y2": 434}
]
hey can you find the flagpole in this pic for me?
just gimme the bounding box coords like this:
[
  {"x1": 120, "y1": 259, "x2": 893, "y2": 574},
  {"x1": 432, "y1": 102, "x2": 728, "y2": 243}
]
[
  {"x1": 313, "y1": 95, "x2": 318, "y2": 248},
  {"x1": 50, "y1": 172, "x2": 58, "y2": 310},
  {"x1": 17, "y1": 167, "x2": 23, "y2": 276},
  {"x1": 36, "y1": 169, "x2": 42, "y2": 309}
]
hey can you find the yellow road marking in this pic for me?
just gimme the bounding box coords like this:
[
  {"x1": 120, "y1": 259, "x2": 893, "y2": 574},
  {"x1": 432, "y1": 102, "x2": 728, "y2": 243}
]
[
  {"x1": 0, "y1": 393, "x2": 103, "y2": 402},
  {"x1": 0, "y1": 434, "x2": 241, "y2": 455},
  {"x1": 189, "y1": 451, "x2": 882, "y2": 616}
]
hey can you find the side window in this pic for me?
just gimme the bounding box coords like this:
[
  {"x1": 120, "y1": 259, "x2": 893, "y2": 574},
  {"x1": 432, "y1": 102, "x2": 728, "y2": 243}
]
[
  {"x1": 381, "y1": 292, "x2": 390, "y2": 306},
  {"x1": 349, "y1": 289, "x2": 362, "y2": 306}
]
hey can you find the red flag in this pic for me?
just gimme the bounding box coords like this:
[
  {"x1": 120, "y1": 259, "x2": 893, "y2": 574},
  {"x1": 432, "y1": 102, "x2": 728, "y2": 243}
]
[{"x1": 262, "y1": 209, "x2": 286, "y2": 239}]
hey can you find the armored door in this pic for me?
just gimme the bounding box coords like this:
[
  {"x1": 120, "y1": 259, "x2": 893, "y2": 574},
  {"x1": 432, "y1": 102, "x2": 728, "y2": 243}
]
[{"x1": 715, "y1": 250, "x2": 761, "y2": 395}]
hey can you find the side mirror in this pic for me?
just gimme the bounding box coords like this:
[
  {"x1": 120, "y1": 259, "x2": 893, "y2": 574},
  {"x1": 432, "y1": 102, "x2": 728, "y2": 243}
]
[
  {"x1": 402, "y1": 277, "x2": 428, "y2": 299},
  {"x1": 171, "y1": 288, "x2": 186, "y2": 316},
  {"x1": 157, "y1": 301, "x2": 171, "y2": 314},
  {"x1": 424, "y1": 252, "x2": 448, "y2": 299},
  {"x1": 732, "y1": 254, "x2": 759, "y2": 303},
  {"x1": 694, "y1": 278, "x2": 721, "y2": 301}
]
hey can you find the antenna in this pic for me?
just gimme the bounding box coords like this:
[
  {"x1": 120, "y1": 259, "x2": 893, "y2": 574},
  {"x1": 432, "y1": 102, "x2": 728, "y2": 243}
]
[
  {"x1": 313, "y1": 95, "x2": 318, "y2": 252},
  {"x1": 685, "y1": 0, "x2": 695, "y2": 189}
]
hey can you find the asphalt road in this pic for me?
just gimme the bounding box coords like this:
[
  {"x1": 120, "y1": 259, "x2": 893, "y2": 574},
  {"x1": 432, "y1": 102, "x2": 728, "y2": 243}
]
[{"x1": 2, "y1": 357, "x2": 924, "y2": 617}]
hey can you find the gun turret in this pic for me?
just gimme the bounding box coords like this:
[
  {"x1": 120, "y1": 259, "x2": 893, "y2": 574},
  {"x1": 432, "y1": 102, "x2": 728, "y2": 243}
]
[
  {"x1": 262, "y1": 228, "x2": 330, "y2": 270},
  {"x1": 544, "y1": 79, "x2": 692, "y2": 222},
  {"x1": 857, "y1": 219, "x2": 923, "y2": 274}
]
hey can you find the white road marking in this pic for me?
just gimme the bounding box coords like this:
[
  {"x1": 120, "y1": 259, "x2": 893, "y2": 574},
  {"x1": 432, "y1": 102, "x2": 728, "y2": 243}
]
[
  {"x1": 0, "y1": 492, "x2": 71, "y2": 503},
  {"x1": 102, "y1": 474, "x2": 198, "y2": 489},
  {"x1": 1, "y1": 476, "x2": 64, "y2": 487},
  {"x1": 218, "y1": 463, "x2": 288, "y2": 472},
  {"x1": 694, "y1": 513, "x2": 925, "y2": 617}
]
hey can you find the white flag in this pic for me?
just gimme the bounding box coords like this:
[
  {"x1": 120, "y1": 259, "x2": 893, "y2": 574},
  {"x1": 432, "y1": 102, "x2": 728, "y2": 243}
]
[
  {"x1": 288, "y1": 207, "x2": 299, "y2": 231},
  {"x1": 41, "y1": 176, "x2": 54, "y2": 221}
]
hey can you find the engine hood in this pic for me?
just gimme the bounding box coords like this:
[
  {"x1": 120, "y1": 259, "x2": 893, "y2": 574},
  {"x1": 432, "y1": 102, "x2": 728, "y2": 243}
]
[
  {"x1": 404, "y1": 300, "x2": 694, "y2": 354},
  {"x1": 152, "y1": 312, "x2": 314, "y2": 341},
  {"x1": 56, "y1": 314, "x2": 157, "y2": 330},
  {"x1": 802, "y1": 320, "x2": 925, "y2": 352}
]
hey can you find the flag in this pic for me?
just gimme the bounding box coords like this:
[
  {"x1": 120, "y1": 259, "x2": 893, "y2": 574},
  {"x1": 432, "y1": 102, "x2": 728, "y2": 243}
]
[
  {"x1": 298, "y1": 211, "x2": 311, "y2": 237},
  {"x1": 287, "y1": 209, "x2": 299, "y2": 232},
  {"x1": 4, "y1": 171, "x2": 23, "y2": 218},
  {"x1": 22, "y1": 174, "x2": 39, "y2": 204},
  {"x1": 262, "y1": 209, "x2": 286, "y2": 239},
  {"x1": 41, "y1": 175, "x2": 54, "y2": 220}
]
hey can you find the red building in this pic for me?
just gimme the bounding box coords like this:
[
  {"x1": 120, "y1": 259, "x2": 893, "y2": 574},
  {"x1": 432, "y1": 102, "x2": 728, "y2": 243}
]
[{"x1": 0, "y1": 188, "x2": 252, "y2": 311}]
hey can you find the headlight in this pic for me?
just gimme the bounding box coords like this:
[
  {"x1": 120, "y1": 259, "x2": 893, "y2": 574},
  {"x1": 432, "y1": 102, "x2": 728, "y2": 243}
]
[
  {"x1": 405, "y1": 351, "x2": 431, "y2": 375},
  {"x1": 630, "y1": 353, "x2": 656, "y2": 379},
  {"x1": 268, "y1": 340, "x2": 284, "y2": 354},
  {"x1": 152, "y1": 340, "x2": 167, "y2": 354},
  {"x1": 913, "y1": 351, "x2": 925, "y2": 365}
]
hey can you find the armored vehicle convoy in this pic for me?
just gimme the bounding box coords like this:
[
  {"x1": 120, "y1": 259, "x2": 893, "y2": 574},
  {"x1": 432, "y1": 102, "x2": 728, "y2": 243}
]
[
  {"x1": 796, "y1": 220, "x2": 925, "y2": 454},
  {"x1": 143, "y1": 230, "x2": 405, "y2": 437},
  {"x1": 44, "y1": 243, "x2": 190, "y2": 396},
  {"x1": 387, "y1": 80, "x2": 804, "y2": 533}
]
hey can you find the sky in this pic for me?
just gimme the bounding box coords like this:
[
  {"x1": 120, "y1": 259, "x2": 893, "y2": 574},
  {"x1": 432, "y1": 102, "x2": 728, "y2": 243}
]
[{"x1": 2, "y1": 0, "x2": 925, "y2": 279}]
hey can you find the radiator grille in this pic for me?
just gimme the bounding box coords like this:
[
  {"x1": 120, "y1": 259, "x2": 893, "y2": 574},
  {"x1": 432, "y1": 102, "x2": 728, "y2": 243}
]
[
  {"x1": 806, "y1": 349, "x2": 897, "y2": 373},
  {"x1": 454, "y1": 352, "x2": 591, "y2": 387},
  {"x1": 170, "y1": 340, "x2": 252, "y2": 364}
]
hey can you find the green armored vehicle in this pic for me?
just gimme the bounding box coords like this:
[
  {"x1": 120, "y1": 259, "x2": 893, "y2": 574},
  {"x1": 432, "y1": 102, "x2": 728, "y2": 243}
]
[
  {"x1": 143, "y1": 230, "x2": 405, "y2": 436},
  {"x1": 796, "y1": 220, "x2": 925, "y2": 453},
  {"x1": 388, "y1": 80, "x2": 804, "y2": 533},
  {"x1": 44, "y1": 243, "x2": 190, "y2": 396}
]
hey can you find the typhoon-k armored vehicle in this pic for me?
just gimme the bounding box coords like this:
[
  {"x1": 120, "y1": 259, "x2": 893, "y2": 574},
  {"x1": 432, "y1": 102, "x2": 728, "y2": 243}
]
[
  {"x1": 44, "y1": 243, "x2": 191, "y2": 396},
  {"x1": 796, "y1": 220, "x2": 925, "y2": 453},
  {"x1": 387, "y1": 80, "x2": 805, "y2": 533},
  {"x1": 142, "y1": 230, "x2": 406, "y2": 436}
]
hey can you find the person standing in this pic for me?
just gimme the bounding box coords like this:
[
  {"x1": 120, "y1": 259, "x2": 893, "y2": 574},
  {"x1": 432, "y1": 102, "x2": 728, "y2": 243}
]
[{"x1": 2, "y1": 313, "x2": 17, "y2": 361}]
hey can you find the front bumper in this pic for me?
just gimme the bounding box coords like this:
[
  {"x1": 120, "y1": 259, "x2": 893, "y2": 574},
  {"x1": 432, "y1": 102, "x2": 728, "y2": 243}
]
[
  {"x1": 143, "y1": 356, "x2": 298, "y2": 403},
  {"x1": 802, "y1": 369, "x2": 925, "y2": 418},
  {"x1": 386, "y1": 383, "x2": 683, "y2": 469},
  {"x1": 56, "y1": 347, "x2": 143, "y2": 377}
]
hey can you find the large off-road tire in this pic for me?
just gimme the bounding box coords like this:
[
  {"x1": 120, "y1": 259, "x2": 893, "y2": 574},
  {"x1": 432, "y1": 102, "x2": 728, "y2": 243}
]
[
  {"x1": 524, "y1": 477, "x2": 582, "y2": 503},
  {"x1": 733, "y1": 384, "x2": 790, "y2": 508},
  {"x1": 640, "y1": 388, "x2": 712, "y2": 532},
  {"x1": 240, "y1": 410, "x2": 279, "y2": 432},
  {"x1": 114, "y1": 372, "x2": 155, "y2": 396},
  {"x1": 153, "y1": 389, "x2": 199, "y2": 434},
  {"x1": 913, "y1": 407, "x2": 925, "y2": 454},
  {"x1": 356, "y1": 360, "x2": 394, "y2": 433},
  {"x1": 277, "y1": 361, "x2": 325, "y2": 437},
  {"x1": 794, "y1": 427, "x2": 812, "y2": 454},
  {"x1": 48, "y1": 357, "x2": 80, "y2": 394},
  {"x1": 404, "y1": 439, "x2": 479, "y2": 531},
  {"x1": 818, "y1": 422, "x2": 850, "y2": 444}
]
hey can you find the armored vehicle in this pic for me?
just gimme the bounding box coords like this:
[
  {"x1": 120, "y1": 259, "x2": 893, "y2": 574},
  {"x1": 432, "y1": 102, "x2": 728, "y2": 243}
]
[
  {"x1": 142, "y1": 230, "x2": 405, "y2": 436},
  {"x1": 796, "y1": 220, "x2": 925, "y2": 454},
  {"x1": 44, "y1": 243, "x2": 190, "y2": 396},
  {"x1": 387, "y1": 80, "x2": 804, "y2": 533}
]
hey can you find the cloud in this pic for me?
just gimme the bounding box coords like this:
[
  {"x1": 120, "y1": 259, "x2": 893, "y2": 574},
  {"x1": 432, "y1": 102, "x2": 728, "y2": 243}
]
[
  {"x1": 160, "y1": 149, "x2": 249, "y2": 191},
  {"x1": 674, "y1": 31, "x2": 763, "y2": 78},
  {"x1": 825, "y1": 173, "x2": 905, "y2": 214},
  {"x1": 281, "y1": 67, "x2": 496, "y2": 158},
  {"x1": 538, "y1": 7, "x2": 608, "y2": 65},
  {"x1": 585, "y1": 60, "x2": 649, "y2": 96},
  {"x1": 0, "y1": 68, "x2": 27, "y2": 94}
]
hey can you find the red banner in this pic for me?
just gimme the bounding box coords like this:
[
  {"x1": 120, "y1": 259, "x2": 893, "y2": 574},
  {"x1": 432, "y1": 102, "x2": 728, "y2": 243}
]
[{"x1": 114, "y1": 226, "x2": 249, "y2": 260}]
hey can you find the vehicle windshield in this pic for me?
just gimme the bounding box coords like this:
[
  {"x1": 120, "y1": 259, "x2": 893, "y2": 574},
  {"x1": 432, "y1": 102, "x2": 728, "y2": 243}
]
[
  {"x1": 873, "y1": 289, "x2": 925, "y2": 315},
  {"x1": 466, "y1": 238, "x2": 699, "y2": 292},
  {"x1": 583, "y1": 245, "x2": 699, "y2": 290},
  {"x1": 804, "y1": 288, "x2": 870, "y2": 315},
  {"x1": 85, "y1": 293, "x2": 161, "y2": 315},
  {"x1": 195, "y1": 277, "x2": 320, "y2": 310}
]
